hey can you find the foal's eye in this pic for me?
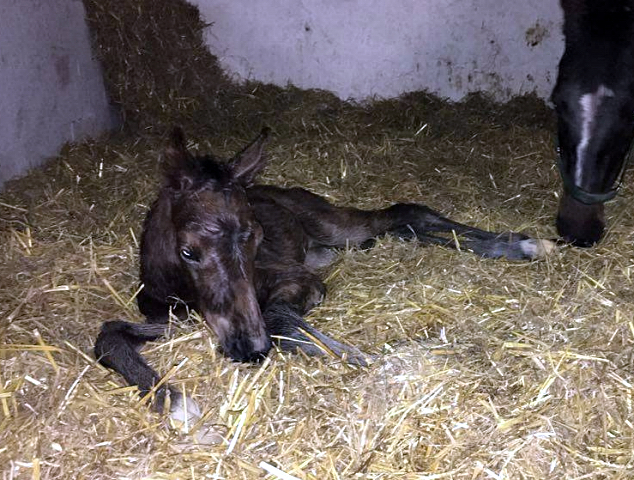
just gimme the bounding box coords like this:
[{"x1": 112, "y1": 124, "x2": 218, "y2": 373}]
[{"x1": 179, "y1": 248, "x2": 198, "y2": 262}]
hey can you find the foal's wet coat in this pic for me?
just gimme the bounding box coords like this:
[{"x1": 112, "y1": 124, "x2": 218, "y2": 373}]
[{"x1": 94, "y1": 128, "x2": 553, "y2": 420}]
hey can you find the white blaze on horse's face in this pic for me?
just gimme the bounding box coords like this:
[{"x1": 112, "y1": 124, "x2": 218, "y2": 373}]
[{"x1": 575, "y1": 84, "x2": 615, "y2": 186}]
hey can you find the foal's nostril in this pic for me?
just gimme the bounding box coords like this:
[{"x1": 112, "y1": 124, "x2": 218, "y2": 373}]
[
  {"x1": 244, "y1": 349, "x2": 269, "y2": 363},
  {"x1": 232, "y1": 347, "x2": 270, "y2": 363},
  {"x1": 221, "y1": 334, "x2": 272, "y2": 363}
]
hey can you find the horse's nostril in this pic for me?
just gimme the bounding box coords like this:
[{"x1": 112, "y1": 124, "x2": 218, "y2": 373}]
[
  {"x1": 557, "y1": 212, "x2": 604, "y2": 247},
  {"x1": 247, "y1": 350, "x2": 269, "y2": 363},
  {"x1": 221, "y1": 335, "x2": 271, "y2": 363},
  {"x1": 556, "y1": 195, "x2": 605, "y2": 247},
  {"x1": 230, "y1": 348, "x2": 269, "y2": 363},
  {"x1": 561, "y1": 234, "x2": 599, "y2": 248},
  {"x1": 557, "y1": 224, "x2": 603, "y2": 248}
]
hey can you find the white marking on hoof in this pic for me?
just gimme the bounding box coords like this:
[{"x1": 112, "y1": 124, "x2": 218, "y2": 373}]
[
  {"x1": 195, "y1": 425, "x2": 225, "y2": 445},
  {"x1": 168, "y1": 394, "x2": 226, "y2": 444},
  {"x1": 169, "y1": 394, "x2": 201, "y2": 433},
  {"x1": 519, "y1": 239, "x2": 557, "y2": 258}
]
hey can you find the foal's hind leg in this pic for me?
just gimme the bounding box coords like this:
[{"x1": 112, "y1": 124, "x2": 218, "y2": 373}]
[
  {"x1": 378, "y1": 204, "x2": 555, "y2": 259},
  {"x1": 265, "y1": 187, "x2": 553, "y2": 260}
]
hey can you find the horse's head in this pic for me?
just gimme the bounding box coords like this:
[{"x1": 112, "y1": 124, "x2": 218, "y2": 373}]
[
  {"x1": 552, "y1": 0, "x2": 634, "y2": 246},
  {"x1": 162, "y1": 127, "x2": 270, "y2": 362}
]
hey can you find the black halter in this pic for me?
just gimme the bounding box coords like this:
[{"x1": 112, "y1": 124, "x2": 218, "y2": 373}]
[{"x1": 556, "y1": 140, "x2": 634, "y2": 205}]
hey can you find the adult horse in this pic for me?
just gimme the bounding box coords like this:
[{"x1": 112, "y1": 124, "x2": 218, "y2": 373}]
[
  {"x1": 94, "y1": 127, "x2": 553, "y2": 424},
  {"x1": 552, "y1": 0, "x2": 634, "y2": 246}
]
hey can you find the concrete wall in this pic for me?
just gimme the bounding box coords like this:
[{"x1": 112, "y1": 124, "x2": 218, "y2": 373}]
[
  {"x1": 0, "y1": 0, "x2": 113, "y2": 189},
  {"x1": 195, "y1": 0, "x2": 563, "y2": 102}
]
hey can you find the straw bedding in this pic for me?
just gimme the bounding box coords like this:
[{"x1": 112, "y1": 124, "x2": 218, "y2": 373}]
[{"x1": 2, "y1": 1, "x2": 634, "y2": 478}]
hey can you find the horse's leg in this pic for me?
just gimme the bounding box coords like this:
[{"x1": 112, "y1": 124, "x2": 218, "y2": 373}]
[
  {"x1": 94, "y1": 320, "x2": 202, "y2": 430},
  {"x1": 262, "y1": 187, "x2": 553, "y2": 260},
  {"x1": 380, "y1": 205, "x2": 554, "y2": 260},
  {"x1": 256, "y1": 264, "x2": 369, "y2": 365},
  {"x1": 264, "y1": 302, "x2": 369, "y2": 365},
  {"x1": 136, "y1": 289, "x2": 170, "y2": 322},
  {"x1": 137, "y1": 288, "x2": 192, "y2": 322}
]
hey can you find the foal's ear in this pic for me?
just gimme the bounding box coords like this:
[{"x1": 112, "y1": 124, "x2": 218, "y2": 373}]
[
  {"x1": 229, "y1": 127, "x2": 270, "y2": 186},
  {"x1": 163, "y1": 127, "x2": 195, "y2": 191}
]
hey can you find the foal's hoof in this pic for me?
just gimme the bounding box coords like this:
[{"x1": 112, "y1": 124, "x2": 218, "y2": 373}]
[
  {"x1": 517, "y1": 238, "x2": 557, "y2": 259},
  {"x1": 168, "y1": 393, "x2": 225, "y2": 445},
  {"x1": 168, "y1": 392, "x2": 201, "y2": 433}
]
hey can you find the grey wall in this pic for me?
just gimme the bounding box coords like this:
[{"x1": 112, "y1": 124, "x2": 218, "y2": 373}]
[
  {"x1": 0, "y1": 0, "x2": 113, "y2": 189},
  {"x1": 195, "y1": 0, "x2": 563, "y2": 102}
]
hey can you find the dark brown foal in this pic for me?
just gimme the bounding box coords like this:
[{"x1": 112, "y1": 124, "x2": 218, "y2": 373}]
[{"x1": 94, "y1": 127, "x2": 554, "y2": 425}]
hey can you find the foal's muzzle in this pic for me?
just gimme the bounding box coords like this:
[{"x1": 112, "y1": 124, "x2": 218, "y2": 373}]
[
  {"x1": 204, "y1": 311, "x2": 271, "y2": 363},
  {"x1": 221, "y1": 334, "x2": 272, "y2": 363}
]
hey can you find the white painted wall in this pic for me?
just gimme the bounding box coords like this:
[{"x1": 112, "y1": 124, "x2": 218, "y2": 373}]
[
  {"x1": 195, "y1": 0, "x2": 563, "y2": 102},
  {"x1": 0, "y1": 0, "x2": 113, "y2": 189}
]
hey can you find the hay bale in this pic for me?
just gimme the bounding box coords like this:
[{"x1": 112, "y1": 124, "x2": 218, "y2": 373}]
[{"x1": 83, "y1": 0, "x2": 233, "y2": 132}]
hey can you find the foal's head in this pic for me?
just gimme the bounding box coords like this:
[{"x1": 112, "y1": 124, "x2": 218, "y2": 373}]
[{"x1": 163, "y1": 128, "x2": 270, "y2": 362}]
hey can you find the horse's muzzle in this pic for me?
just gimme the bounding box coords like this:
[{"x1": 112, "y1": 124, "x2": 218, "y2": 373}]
[
  {"x1": 221, "y1": 333, "x2": 272, "y2": 363},
  {"x1": 204, "y1": 312, "x2": 272, "y2": 363},
  {"x1": 556, "y1": 193, "x2": 605, "y2": 247}
]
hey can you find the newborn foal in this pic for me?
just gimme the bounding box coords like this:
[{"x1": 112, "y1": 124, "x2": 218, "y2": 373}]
[{"x1": 95, "y1": 127, "x2": 552, "y2": 425}]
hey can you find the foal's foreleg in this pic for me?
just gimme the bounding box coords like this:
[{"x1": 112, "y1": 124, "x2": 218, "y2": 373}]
[
  {"x1": 94, "y1": 320, "x2": 201, "y2": 428},
  {"x1": 257, "y1": 264, "x2": 369, "y2": 365},
  {"x1": 264, "y1": 302, "x2": 369, "y2": 366}
]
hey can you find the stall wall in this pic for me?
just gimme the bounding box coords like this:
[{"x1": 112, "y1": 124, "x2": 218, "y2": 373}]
[
  {"x1": 195, "y1": 0, "x2": 563, "y2": 102},
  {"x1": 0, "y1": 0, "x2": 113, "y2": 189}
]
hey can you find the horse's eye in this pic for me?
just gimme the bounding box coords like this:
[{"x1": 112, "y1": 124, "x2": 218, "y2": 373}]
[
  {"x1": 180, "y1": 248, "x2": 197, "y2": 262},
  {"x1": 239, "y1": 230, "x2": 252, "y2": 243}
]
